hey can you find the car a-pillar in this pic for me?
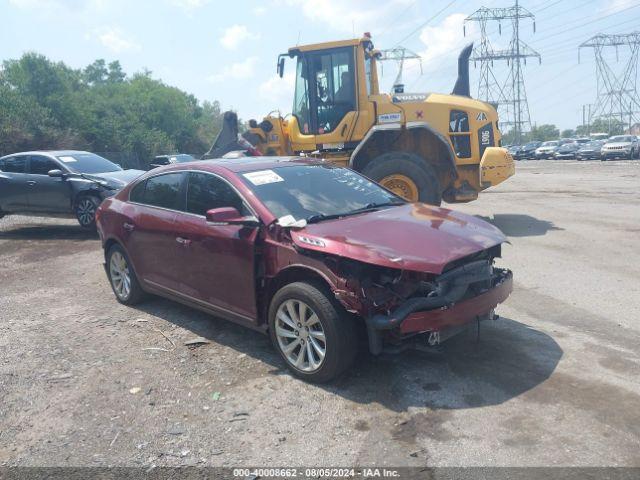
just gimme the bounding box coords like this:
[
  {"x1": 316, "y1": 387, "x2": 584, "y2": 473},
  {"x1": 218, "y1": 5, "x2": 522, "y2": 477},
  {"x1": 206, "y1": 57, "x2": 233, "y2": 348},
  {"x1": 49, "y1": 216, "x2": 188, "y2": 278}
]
[{"x1": 350, "y1": 124, "x2": 457, "y2": 206}]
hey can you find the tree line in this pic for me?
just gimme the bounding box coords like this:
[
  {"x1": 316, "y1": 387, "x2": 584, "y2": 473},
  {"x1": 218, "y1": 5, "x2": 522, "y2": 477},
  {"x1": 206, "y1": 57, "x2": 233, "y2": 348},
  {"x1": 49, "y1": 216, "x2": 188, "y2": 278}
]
[
  {"x1": 0, "y1": 53, "x2": 224, "y2": 167},
  {"x1": 502, "y1": 118, "x2": 627, "y2": 145}
]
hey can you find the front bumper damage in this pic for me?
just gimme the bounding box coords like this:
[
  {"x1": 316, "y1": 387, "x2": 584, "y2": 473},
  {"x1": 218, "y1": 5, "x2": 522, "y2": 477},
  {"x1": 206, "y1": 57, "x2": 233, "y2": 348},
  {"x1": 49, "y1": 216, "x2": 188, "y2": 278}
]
[{"x1": 364, "y1": 261, "x2": 513, "y2": 354}]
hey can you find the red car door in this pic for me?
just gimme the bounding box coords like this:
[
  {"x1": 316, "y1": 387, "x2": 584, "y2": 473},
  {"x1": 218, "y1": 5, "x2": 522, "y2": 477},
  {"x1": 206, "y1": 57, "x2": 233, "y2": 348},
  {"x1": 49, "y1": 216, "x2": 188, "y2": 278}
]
[
  {"x1": 173, "y1": 172, "x2": 258, "y2": 321},
  {"x1": 124, "y1": 172, "x2": 185, "y2": 292}
]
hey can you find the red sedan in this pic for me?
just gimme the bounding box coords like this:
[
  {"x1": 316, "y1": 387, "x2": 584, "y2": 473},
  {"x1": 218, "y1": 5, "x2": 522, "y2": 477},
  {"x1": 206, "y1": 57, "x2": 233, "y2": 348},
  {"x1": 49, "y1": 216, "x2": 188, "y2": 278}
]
[{"x1": 96, "y1": 157, "x2": 512, "y2": 382}]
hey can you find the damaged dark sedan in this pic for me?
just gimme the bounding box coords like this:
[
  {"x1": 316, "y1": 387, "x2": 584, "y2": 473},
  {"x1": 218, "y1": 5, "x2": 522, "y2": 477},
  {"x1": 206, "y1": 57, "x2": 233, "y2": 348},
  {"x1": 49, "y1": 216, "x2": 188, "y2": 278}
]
[
  {"x1": 0, "y1": 151, "x2": 144, "y2": 228},
  {"x1": 96, "y1": 157, "x2": 512, "y2": 382}
]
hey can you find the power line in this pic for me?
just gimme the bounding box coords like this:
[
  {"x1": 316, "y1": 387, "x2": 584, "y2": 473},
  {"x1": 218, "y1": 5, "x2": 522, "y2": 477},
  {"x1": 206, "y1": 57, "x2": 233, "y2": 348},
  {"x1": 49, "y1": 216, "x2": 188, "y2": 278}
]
[
  {"x1": 392, "y1": 0, "x2": 459, "y2": 48},
  {"x1": 377, "y1": 0, "x2": 418, "y2": 38}
]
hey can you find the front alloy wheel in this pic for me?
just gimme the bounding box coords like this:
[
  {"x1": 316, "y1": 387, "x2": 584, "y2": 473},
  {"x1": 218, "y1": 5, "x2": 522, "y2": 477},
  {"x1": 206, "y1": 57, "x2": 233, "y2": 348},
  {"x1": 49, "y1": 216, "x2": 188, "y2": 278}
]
[
  {"x1": 268, "y1": 281, "x2": 357, "y2": 383},
  {"x1": 275, "y1": 299, "x2": 326, "y2": 373},
  {"x1": 76, "y1": 196, "x2": 99, "y2": 228}
]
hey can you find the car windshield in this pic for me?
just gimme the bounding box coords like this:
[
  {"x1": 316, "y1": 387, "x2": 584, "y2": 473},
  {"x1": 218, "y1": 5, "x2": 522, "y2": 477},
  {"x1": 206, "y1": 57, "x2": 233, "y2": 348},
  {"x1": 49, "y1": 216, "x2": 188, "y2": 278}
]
[
  {"x1": 56, "y1": 153, "x2": 121, "y2": 174},
  {"x1": 172, "y1": 154, "x2": 195, "y2": 163},
  {"x1": 239, "y1": 164, "x2": 405, "y2": 223},
  {"x1": 525, "y1": 142, "x2": 539, "y2": 148},
  {"x1": 609, "y1": 136, "x2": 633, "y2": 143},
  {"x1": 542, "y1": 141, "x2": 558, "y2": 147}
]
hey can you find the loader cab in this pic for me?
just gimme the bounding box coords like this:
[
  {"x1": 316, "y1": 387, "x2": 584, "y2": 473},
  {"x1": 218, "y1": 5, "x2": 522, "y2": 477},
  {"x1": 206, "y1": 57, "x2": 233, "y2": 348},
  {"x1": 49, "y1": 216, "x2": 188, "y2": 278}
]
[
  {"x1": 281, "y1": 36, "x2": 379, "y2": 156},
  {"x1": 292, "y1": 46, "x2": 356, "y2": 135}
]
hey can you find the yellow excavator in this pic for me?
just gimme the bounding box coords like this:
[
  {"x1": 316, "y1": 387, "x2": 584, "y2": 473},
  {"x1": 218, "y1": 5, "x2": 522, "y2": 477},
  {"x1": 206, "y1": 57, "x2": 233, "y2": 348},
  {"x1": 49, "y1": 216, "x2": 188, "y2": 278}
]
[{"x1": 206, "y1": 33, "x2": 514, "y2": 205}]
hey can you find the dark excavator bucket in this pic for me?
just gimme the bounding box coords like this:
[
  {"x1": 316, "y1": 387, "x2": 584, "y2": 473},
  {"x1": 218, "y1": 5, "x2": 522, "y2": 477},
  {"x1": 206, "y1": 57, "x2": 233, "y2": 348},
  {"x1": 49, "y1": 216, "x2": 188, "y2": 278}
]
[
  {"x1": 202, "y1": 111, "x2": 240, "y2": 159},
  {"x1": 452, "y1": 42, "x2": 473, "y2": 98}
]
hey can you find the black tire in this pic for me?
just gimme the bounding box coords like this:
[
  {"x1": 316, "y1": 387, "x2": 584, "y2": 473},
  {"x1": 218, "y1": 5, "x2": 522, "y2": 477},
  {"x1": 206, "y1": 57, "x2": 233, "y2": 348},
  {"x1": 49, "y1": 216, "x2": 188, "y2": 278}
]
[
  {"x1": 268, "y1": 281, "x2": 358, "y2": 383},
  {"x1": 75, "y1": 195, "x2": 101, "y2": 229},
  {"x1": 361, "y1": 152, "x2": 442, "y2": 205},
  {"x1": 106, "y1": 244, "x2": 146, "y2": 305}
]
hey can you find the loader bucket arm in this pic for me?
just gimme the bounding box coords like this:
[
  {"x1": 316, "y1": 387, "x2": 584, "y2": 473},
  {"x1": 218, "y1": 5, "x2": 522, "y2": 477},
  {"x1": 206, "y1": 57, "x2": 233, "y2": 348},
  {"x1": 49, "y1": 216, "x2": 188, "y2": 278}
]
[{"x1": 203, "y1": 111, "x2": 240, "y2": 159}]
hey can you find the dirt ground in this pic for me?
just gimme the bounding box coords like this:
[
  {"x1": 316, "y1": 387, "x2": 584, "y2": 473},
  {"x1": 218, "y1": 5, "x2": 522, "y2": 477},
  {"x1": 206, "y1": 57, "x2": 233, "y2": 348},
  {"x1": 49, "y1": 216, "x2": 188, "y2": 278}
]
[{"x1": 1, "y1": 159, "x2": 639, "y2": 468}]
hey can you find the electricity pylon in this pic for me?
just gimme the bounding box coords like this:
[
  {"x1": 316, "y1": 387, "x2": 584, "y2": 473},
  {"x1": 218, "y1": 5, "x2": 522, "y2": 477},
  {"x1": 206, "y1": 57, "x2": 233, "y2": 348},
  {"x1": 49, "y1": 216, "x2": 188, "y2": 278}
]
[
  {"x1": 379, "y1": 47, "x2": 422, "y2": 94},
  {"x1": 465, "y1": 0, "x2": 540, "y2": 144},
  {"x1": 579, "y1": 32, "x2": 640, "y2": 133}
]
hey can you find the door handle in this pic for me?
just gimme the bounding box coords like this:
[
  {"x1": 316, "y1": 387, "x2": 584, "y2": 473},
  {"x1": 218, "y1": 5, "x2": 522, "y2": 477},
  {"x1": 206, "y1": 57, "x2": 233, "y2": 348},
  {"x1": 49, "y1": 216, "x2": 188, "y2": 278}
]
[
  {"x1": 123, "y1": 222, "x2": 135, "y2": 232},
  {"x1": 176, "y1": 236, "x2": 192, "y2": 246},
  {"x1": 26, "y1": 180, "x2": 36, "y2": 186}
]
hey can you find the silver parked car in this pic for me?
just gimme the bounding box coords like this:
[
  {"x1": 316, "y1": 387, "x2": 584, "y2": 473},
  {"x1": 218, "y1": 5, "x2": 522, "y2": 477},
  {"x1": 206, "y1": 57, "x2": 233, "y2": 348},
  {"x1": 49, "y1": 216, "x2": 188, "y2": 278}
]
[
  {"x1": 600, "y1": 135, "x2": 639, "y2": 160},
  {"x1": 0, "y1": 151, "x2": 144, "y2": 228}
]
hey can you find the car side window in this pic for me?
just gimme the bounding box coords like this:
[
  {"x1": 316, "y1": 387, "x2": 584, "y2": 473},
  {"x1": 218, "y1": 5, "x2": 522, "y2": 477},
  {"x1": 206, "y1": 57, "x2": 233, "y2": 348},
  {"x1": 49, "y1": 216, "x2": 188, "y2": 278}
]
[
  {"x1": 29, "y1": 155, "x2": 60, "y2": 175},
  {"x1": 135, "y1": 173, "x2": 185, "y2": 210},
  {"x1": 0, "y1": 156, "x2": 27, "y2": 173},
  {"x1": 129, "y1": 180, "x2": 147, "y2": 203},
  {"x1": 186, "y1": 172, "x2": 248, "y2": 217}
]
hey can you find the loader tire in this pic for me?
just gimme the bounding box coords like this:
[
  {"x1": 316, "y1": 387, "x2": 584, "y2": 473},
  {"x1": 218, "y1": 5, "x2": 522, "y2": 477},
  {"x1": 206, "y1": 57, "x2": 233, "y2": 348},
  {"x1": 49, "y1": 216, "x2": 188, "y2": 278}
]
[{"x1": 362, "y1": 152, "x2": 442, "y2": 205}]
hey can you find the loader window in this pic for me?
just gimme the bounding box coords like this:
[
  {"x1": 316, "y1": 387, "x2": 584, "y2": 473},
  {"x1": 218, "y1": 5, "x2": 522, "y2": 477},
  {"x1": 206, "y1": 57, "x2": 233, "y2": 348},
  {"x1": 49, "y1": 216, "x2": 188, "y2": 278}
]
[
  {"x1": 293, "y1": 57, "x2": 311, "y2": 134},
  {"x1": 449, "y1": 110, "x2": 472, "y2": 158},
  {"x1": 292, "y1": 47, "x2": 356, "y2": 136}
]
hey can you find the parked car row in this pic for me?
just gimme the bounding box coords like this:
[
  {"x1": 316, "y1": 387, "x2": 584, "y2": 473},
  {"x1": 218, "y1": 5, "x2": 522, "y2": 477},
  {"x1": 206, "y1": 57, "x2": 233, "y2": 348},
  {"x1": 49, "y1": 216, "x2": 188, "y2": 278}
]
[{"x1": 507, "y1": 135, "x2": 640, "y2": 161}]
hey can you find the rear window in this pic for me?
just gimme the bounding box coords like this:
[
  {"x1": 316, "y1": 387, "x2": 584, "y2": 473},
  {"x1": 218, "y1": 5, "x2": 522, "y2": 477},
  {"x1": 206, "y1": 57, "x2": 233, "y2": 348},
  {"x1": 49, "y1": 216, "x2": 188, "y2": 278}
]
[
  {"x1": 130, "y1": 173, "x2": 185, "y2": 210},
  {"x1": 0, "y1": 156, "x2": 27, "y2": 173}
]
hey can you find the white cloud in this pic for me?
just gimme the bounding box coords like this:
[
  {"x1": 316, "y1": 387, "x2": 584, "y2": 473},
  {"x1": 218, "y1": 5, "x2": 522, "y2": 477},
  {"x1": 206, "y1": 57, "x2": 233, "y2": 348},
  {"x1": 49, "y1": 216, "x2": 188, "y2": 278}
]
[
  {"x1": 601, "y1": 0, "x2": 636, "y2": 14},
  {"x1": 280, "y1": 0, "x2": 411, "y2": 34},
  {"x1": 219, "y1": 24, "x2": 260, "y2": 50},
  {"x1": 417, "y1": 13, "x2": 473, "y2": 72},
  {"x1": 252, "y1": 6, "x2": 267, "y2": 16},
  {"x1": 9, "y1": 0, "x2": 107, "y2": 9},
  {"x1": 208, "y1": 57, "x2": 259, "y2": 83},
  {"x1": 168, "y1": 0, "x2": 210, "y2": 9},
  {"x1": 258, "y1": 71, "x2": 296, "y2": 115},
  {"x1": 93, "y1": 27, "x2": 141, "y2": 53}
]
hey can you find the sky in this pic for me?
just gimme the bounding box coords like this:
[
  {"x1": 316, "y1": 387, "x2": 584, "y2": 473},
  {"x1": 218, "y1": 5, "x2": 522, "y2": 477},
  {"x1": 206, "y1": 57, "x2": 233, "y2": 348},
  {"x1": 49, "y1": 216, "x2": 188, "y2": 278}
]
[{"x1": 1, "y1": 0, "x2": 639, "y2": 131}]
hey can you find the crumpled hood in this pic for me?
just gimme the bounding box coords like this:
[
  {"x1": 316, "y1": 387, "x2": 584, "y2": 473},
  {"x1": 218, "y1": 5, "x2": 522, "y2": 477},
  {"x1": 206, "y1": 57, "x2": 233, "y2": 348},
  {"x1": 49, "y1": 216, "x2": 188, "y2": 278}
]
[
  {"x1": 290, "y1": 204, "x2": 506, "y2": 274},
  {"x1": 89, "y1": 169, "x2": 145, "y2": 187}
]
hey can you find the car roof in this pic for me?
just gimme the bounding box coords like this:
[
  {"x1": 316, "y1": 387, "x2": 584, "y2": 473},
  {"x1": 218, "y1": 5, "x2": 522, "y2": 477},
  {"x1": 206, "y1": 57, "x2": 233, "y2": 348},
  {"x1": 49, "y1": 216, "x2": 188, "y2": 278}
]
[
  {"x1": 177, "y1": 156, "x2": 325, "y2": 174},
  {"x1": 0, "y1": 150, "x2": 91, "y2": 159}
]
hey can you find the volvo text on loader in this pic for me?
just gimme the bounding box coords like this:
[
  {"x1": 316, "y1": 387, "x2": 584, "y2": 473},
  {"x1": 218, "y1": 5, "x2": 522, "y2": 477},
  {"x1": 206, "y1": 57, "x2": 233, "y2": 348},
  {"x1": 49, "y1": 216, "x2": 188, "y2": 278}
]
[{"x1": 206, "y1": 33, "x2": 515, "y2": 205}]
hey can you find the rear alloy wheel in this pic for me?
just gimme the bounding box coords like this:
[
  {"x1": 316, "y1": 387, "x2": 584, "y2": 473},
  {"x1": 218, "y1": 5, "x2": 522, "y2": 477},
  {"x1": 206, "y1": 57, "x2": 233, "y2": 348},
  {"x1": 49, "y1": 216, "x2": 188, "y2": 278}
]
[
  {"x1": 269, "y1": 282, "x2": 357, "y2": 383},
  {"x1": 106, "y1": 245, "x2": 146, "y2": 305},
  {"x1": 75, "y1": 196, "x2": 100, "y2": 229}
]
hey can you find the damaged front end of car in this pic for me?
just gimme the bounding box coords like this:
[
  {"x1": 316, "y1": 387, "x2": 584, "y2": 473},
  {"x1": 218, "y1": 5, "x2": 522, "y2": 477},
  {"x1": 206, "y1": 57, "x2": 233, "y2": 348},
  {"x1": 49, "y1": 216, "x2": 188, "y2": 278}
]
[{"x1": 325, "y1": 245, "x2": 512, "y2": 355}]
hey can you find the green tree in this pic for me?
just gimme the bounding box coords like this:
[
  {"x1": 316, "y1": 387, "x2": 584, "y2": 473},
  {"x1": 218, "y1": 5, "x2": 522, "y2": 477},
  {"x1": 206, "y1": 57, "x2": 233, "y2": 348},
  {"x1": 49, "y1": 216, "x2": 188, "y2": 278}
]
[
  {"x1": 0, "y1": 52, "x2": 223, "y2": 163},
  {"x1": 561, "y1": 129, "x2": 575, "y2": 138},
  {"x1": 576, "y1": 117, "x2": 625, "y2": 136},
  {"x1": 529, "y1": 124, "x2": 560, "y2": 142}
]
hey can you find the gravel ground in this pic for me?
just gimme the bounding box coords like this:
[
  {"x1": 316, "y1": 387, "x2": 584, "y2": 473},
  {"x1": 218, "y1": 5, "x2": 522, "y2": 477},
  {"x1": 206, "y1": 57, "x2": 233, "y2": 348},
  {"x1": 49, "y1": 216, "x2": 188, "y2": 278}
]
[{"x1": 0, "y1": 159, "x2": 639, "y2": 468}]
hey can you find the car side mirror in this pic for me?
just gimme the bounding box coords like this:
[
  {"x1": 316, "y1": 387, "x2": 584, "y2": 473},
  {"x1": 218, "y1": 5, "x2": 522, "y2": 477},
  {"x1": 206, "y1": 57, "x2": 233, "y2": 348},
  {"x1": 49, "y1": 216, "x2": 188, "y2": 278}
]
[
  {"x1": 206, "y1": 207, "x2": 259, "y2": 227},
  {"x1": 48, "y1": 169, "x2": 64, "y2": 178}
]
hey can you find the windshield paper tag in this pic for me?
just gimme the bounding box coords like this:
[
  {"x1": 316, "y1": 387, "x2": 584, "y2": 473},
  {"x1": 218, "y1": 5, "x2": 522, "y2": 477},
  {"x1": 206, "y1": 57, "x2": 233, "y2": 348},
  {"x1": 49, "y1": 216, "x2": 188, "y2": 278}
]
[
  {"x1": 59, "y1": 156, "x2": 77, "y2": 163},
  {"x1": 243, "y1": 170, "x2": 284, "y2": 186}
]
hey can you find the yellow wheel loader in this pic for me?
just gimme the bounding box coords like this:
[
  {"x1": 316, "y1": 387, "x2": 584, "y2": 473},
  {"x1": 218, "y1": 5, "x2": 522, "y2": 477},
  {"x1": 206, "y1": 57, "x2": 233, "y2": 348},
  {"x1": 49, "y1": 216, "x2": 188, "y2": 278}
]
[{"x1": 206, "y1": 33, "x2": 515, "y2": 205}]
